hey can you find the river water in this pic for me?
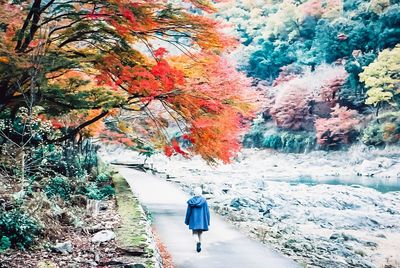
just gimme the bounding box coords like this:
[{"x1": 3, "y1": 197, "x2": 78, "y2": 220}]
[{"x1": 282, "y1": 175, "x2": 400, "y2": 193}]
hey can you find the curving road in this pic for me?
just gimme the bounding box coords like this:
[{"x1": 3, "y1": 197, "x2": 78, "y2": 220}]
[{"x1": 115, "y1": 166, "x2": 299, "y2": 268}]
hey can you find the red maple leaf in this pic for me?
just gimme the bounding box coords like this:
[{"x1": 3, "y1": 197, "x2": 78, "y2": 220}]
[{"x1": 154, "y1": 47, "x2": 168, "y2": 58}]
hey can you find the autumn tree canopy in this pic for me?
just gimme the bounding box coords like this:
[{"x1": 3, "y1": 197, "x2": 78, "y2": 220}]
[
  {"x1": 0, "y1": 0, "x2": 257, "y2": 163},
  {"x1": 360, "y1": 45, "x2": 400, "y2": 113},
  {"x1": 219, "y1": 0, "x2": 400, "y2": 150}
]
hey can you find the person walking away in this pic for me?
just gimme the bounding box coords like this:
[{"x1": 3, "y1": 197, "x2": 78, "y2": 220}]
[{"x1": 184, "y1": 187, "x2": 210, "y2": 252}]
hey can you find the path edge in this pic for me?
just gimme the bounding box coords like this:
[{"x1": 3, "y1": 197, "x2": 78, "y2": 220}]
[{"x1": 112, "y1": 170, "x2": 163, "y2": 268}]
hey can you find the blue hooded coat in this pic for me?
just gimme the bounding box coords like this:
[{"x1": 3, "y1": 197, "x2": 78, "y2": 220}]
[{"x1": 184, "y1": 196, "x2": 210, "y2": 231}]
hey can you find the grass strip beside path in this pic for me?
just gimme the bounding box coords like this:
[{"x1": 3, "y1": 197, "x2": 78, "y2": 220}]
[{"x1": 113, "y1": 172, "x2": 156, "y2": 267}]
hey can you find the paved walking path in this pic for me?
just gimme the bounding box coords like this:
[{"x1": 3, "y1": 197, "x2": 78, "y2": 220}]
[{"x1": 115, "y1": 166, "x2": 299, "y2": 268}]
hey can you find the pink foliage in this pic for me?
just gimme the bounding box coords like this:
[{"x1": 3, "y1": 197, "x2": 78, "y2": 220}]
[
  {"x1": 319, "y1": 77, "x2": 345, "y2": 103},
  {"x1": 316, "y1": 70, "x2": 348, "y2": 104},
  {"x1": 300, "y1": 0, "x2": 324, "y2": 17},
  {"x1": 300, "y1": 0, "x2": 342, "y2": 18},
  {"x1": 315, "y1": 104, "x2": 360, "y2": 145},
  {"x1": 270, "y1": 82, "x2": 313, "y2": 130},
  {"x1": 266, "y1": 65, "x2": 348, "y2": 131},
  {"x1": 272, "y1": 65, "x2": 302, "y2": 87}
]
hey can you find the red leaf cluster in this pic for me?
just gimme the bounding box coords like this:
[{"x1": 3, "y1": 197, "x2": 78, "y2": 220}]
[
  {"x1": 164, "y1": 139, "x2": 188, "y2": 157},
  {"x1": 154, "y1": 47, "x2": 168, "y2": 59},
  {"x1": 95, "y1": 55, "x2": 184, "y2": 98}
]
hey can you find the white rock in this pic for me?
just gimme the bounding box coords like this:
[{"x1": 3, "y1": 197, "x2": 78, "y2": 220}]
[
  {"x1": 356, "y1": 158, "x2": 396, "y2": 176},
  {"x1": 53, "y1": 241, "x2": 73, "y2": 254},
  {"x1": 375, "y1": 157, "x2": 395, "y2": 168},
  {"x1": 91, "y1": 230, "x2": 116, "y2": 243}
]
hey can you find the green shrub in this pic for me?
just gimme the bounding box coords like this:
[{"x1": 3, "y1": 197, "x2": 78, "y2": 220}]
[
  {"x1": 245, "y1": 127, "x2": 317, "y2": 153},
  {"x1": 80, "y1": 183, "x2": 115, "y2": 200},
  {"x1": 96, "y1": 172, "x2": 111, "y2": 183},
  {"x1": 262, "y1": 134, "x2": 283, "y2": 149},
  {"x1": 31, "y1": 144, "x2": 74, "y2": 177},
  {"x1": 0, "y1": 236, "x2": 11, "y2": 252},
  {"x1": 280, "y1": 132, "x2": 316, "y2": 153},
  {"x1": 81, "y1": 146, "x2": 98, "y2": 174},
  {"x1": 362, "y1": 112, "x2": 400, "y2": 146},
  {"x1": 243, "y1": 132, "x2": 264, "y2": 148},
  {"x1": 243, "y1": 116, "x2": 317, "y2": 152},
  {"x1": 30, "y1": 139, "x2": 100, "y2": 179},
  {"x1": 99, "y1": 185, "x2": 115, "y2": 198},
  {"x1": 361, "y1": 124, "x2": 384, "y2": 146},
  {"x1": 45, "y1": 176, "x2": 72, "y2": 200},
  {"x1": 0, "y1": 209, "x2": 41, "y2": 250}
]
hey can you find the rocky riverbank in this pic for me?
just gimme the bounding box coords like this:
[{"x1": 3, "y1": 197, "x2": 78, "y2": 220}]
[
  {"x1": 101, "y1": 145, "x2": 400, "y2": 268},
  {"x1": 190, "y1": 180, "x2": 400, "y2": 268}
]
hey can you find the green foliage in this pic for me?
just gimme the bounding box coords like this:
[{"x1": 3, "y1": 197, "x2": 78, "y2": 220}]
[
  {"x1": 361, "y1": 124, "x2": 384, "y2": 146},
  {"x1": 243, "y1": 131, "x2": 265, "y2": 148},
  {"x1": 262, "y1": 134, "x2": 283, "y2": 149},
  {"x1": 32, "y1": 144, "x2": 66, "y2": 175},
  {"x1": 341, "y1": 52, "x2": 376, "y2": 109},
  {"x1": 243, "y1": 122, "x2": 316, "y2": 153},
  {"x1": 376, "y1": 5, "x2": 400, "y2": 49},
  {"x1": 45, "y1": 176, "x2": 72, "y2": 200},
  {"x1": 38, "y1": 144, "x2": 114, "y2": 202},
  {"x1": 0, "y1": 236, "x2": 11, "y2": 252},
  {"x1": 44, "y1": 168, "x2": 115, "y2": 201},
  {"x1": 249, "y1": 41, "x2": 297, "y2": 82},
  {"x1": 99, "y1": 185, "x2": 115, "y2": 199},
  {"x1": 361, "y1": 112, "x2": 400, "y2": 145},
  {"x1": 80, "y1": 183, "x2": 115, "y2": 200},
  {"x1": 41, "y1": 84, "x2": 126, "y2": 116},
  {"x1": 96, "y1": 172, "x2": 111, "y2": 183},
  {"x1": 30, "y1": 140, "x2": 99, "y2": 178},
  {"x1": 0, "y1": 108, "x2": 100, "y2": 181},
  {"x1": 137, "y1": 145, "x2": 156, "y2": 158},
  {"x1": 243, "y1": 1, "x2": 400, "y2": 84},
  {"x1": 0, "y1": 107, "x2": 54, "y2": 147},
  {"x1": 0, "y1": 209, "x2": 41, "y2": 250},
  {"x1": 278, "y1": 132, "x2": 317, "y2": 153}
]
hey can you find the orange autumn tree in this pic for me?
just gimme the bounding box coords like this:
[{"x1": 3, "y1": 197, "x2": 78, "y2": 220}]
[
  {"x1": 165, "y1": 54, "x2": 257, "y2": 163},
  {"x1": 0, "y1": 0, "x2": 258, "y2": 163}
]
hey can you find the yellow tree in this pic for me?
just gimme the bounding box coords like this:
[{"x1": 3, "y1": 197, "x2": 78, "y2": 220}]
[{"x1": 359, "y1": 45, "x2": 400, "y2": 115}]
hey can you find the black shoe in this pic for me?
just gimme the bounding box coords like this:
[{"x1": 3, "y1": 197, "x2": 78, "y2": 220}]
[{"x1": 196, "y1": 242, "x2": 201, "y2": 252}]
